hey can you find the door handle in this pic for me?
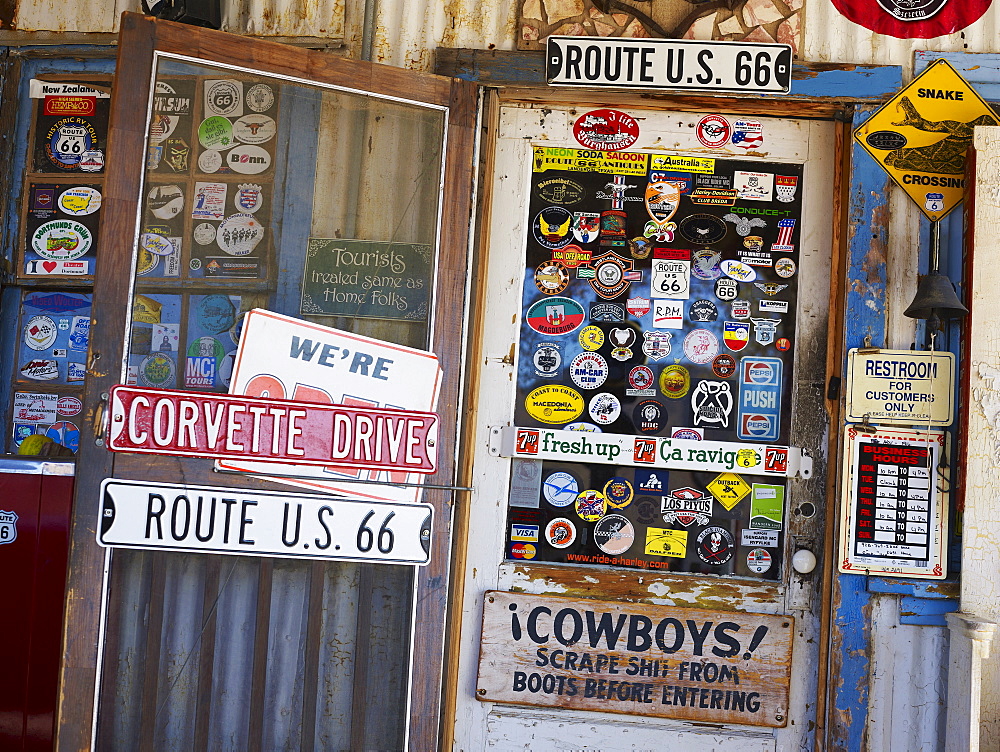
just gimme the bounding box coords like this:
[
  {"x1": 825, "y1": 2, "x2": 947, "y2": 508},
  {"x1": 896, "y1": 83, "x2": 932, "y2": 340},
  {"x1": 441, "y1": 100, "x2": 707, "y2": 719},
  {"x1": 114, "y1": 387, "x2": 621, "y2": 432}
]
[{"x1": 93, "y1": 391, "x2": 109, "y2": 446}]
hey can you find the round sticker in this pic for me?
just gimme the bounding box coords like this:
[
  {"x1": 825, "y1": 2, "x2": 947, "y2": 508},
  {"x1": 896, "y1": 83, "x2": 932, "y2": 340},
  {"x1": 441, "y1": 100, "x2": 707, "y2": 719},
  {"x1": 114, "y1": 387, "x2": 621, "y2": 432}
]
[
  {"x1": 236, "y1": 184, "x2": 264, "y2": 213},
  {"x1": 524, "y1": 385, "x2": 584, "y2": 424},
  {"x1": 197, "y1": 295, "x2": 236, "y2": 334},
  {"x1": 534, "y1": 261, "x2": 569, "y2": 295},
  {"x1": 136, "y1": 246, "x2": 160, "y2": 276},
  {"x1": 246, "y1": 83, "x2": 275, "y2": 113},
  {"x1": 533, "y1": 206, "x2": 574, "y2": 250},
  {"x1": 57, "y1": 395, "x2": 83, "y2": 417},
  {"x1": 205, "y1": 80, "x2": 242, "y2": 116},
  {"x1": 589, "y1": 393, "x2": 621, "y2": 425},
  {"x1": 633, "y1": 399, "x2": 667, "y2": 434},
  {"x1": 683, "y1": 329, "x2": 719, "y2": 365},
  {"x1": 46, "y1": 118, "x2": 98, "y2": 168},
  {"x1": 594, "y1": 514, "x2": 635, "y2": 554},
  {"x1": 533, "y1": 343, "x2": 561, "y2": 378},
  {"x1": 573, "y1": 109, "x2": 639, "y2": 151},
  {"x1": 544, "y1": 471, "x2": 579, "y2": 507},
  {"x1": 525, "y1": 297, "x2": 585, "y2": 336},
  {"x1": 603, "y1": 477, "x2": 634, "y2": 509},
  {"x1": 776, "y1": 338, "x2": 792, "y2": 352},
  {"x1": 58, "y1": 186, "x2": 102, "y2": 216},
  {"x1": 233, "y1": 114, "x2": 276, "y2": 144},
  {"x1": 139, "y1": 352, "x2": 175, "y2": 387},
  {"x1": 628, "y1": 365, "x2": 654, "y2": 392},
  {"x1": 216, "y1": 214, "x2": 264, "y2": 256},
  {"x1": 198, "y1": 149, "x2": 223, "y2": 173},
  {"x1": 187, "y1": 336, "x2": 226, "y2": 360},
  {"x1": 775, "y1": 257, "x2": 797, "y2": 278},
  {"x1": 31, "y1": 220, "x2": 92, "y2": 261},
  {"x1": 679, "y1": 214, "x2": 727, "y2": 245},
  {"x1": 635, "y1": 497, "x2": 658, "y2": 524},
  {"x1": 46, "y1": 421, "x2": 80, "y2": 453},
  {"x1": 696, "y1": 114, "x2": 731, "y2": 148},
  {"x1": 569, "y1": 352, "x2": 609, "y2": 390},
  {"x1": 697, "y1": 527, "x2": 735, "y2": 566},
  {"x1": 147, "y1": 185, "x2": 184, "y2": 220},
  {"x1": 712, "y1": 354, "x2": 737, "y2": 378},
  {"x1": 691, "y1": 249, "x2": 722, "y2": 280},
  {"x1": 575, "y1": 489, "x2": 607, "y2": 522},
  {"x1": 572, "y1": 212, "x2": 600, "y2": 243},
  {"x1": 747, "y1": 548, "x2": 772, "y2": 573},
  {"x1": 227, "y1": 144, "x2": 272, "y2": 175},
  {"x1": 25, "y1": 315, "x2": 57, "y2": 350},
  {"x1": 194, "y1": 222, "x2": 217, "y2": 245},
  {"x1": 545, "y1": 518, "x2": 578, "y2": 548},
  {"x1": 198, "y1": 116, "x2": 235, "y2": 150},
  {"x1": 579, "y1": 325, "x2": 604, "y2": 351},
  {"x1": 660, "y1": 364, "x2": 690, "y2": 399},
  {"x1": 140, "y1": 233, "x2": 174, "y2": 257}
]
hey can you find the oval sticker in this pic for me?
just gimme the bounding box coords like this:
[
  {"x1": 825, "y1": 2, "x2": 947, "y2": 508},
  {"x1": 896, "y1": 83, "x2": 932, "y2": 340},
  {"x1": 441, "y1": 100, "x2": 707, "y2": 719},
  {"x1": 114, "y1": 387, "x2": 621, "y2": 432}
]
[
  {"x1": 57, "y1": 395, "x2": 83, "y2": 417},
  {"x1": 58, "y1": 186, "x2": 102, "y2": 216},
  {"x1": 525, "y1": 384, "x2": 584, "y2": 424},
  {"x1": 573, "y1": 109, "x2": 639, "y2": 151},
  {"x1": 227, "y1": 144, "x2": 272, "y2": 174},
  {"x1": 233, "y1": 114, "x2": 276, "y2": 144},
  {"x1": 720, "y1": 259, "x2": 757, "y2": 283},
  {"x1": 31, "y1": 219, "x2": 92, "y2": 260},
  {"x1": 525, "y1": 297, "x2": 585, "y2": 336}
]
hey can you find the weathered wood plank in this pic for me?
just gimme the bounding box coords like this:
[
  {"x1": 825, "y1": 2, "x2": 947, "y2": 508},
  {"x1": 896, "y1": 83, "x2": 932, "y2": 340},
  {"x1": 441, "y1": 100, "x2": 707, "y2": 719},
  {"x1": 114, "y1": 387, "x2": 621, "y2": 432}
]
[{"x1": 435, "y1": 48, "x2": 902, "y2": 103}]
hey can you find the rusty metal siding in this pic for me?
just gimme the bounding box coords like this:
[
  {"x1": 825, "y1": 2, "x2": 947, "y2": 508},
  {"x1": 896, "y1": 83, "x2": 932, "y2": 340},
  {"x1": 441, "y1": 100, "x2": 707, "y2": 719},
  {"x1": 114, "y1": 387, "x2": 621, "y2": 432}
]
[
  {"x1": 803, "y1": 1, "x2": 1000, "y2": 66},
  {"x1": 12, "y1": 0, "x2": 346, "y2": 39}
]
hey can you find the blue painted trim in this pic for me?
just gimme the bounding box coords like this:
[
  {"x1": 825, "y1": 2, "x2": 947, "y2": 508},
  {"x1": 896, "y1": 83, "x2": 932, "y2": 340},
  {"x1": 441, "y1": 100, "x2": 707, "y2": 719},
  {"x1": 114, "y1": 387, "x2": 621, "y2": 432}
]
[
  {"x1": 898, "y1": 595, "x2": 959, "y2": 626},
  {"x1": 789, "y1": 64, "x2": 902, "y2": 101},
  {"x1": 915, "y1": 51, "x2": 1000, "y2": 101},
  {"x1": 866, "y1": 578, "x2": 959, "y2": 599}
]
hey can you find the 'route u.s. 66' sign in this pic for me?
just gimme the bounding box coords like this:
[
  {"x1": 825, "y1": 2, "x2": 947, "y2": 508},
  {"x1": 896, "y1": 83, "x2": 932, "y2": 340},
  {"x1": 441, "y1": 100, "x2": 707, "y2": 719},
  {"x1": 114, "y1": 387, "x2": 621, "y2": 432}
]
[{"x1": 108, "y1": 384, "x2": 438, "y2": 474}]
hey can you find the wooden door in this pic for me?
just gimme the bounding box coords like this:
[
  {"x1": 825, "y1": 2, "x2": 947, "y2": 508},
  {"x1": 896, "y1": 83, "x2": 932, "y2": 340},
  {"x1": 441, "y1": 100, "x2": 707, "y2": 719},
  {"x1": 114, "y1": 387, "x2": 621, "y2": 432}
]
[
  {"x1": 57, "y1": 13, "x2": 476, "y2": 751},
  {"x1": 453, "y1": 99, "x2": 835, "y2": 749}
]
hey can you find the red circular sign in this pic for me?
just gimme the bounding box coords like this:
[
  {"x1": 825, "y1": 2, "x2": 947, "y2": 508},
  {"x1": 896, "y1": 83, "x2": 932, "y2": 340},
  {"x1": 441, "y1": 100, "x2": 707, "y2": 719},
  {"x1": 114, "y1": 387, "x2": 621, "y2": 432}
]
[
  {"x1": 830, "y1": 0, "x2": 992, "y2": 39},
  {"x1": 696, "y1": 115, "x2": 731, "y2": 148},
  {"x1": 573, "y1": 109, "x2": 639, "y2": 151}
]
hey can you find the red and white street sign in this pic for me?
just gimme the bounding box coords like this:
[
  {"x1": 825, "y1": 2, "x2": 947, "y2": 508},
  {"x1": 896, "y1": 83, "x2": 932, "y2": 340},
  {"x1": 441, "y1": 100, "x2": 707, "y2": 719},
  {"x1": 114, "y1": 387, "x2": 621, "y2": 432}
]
[{"x1": 107, "y1": 384, "x2": 438, "y2": 474}]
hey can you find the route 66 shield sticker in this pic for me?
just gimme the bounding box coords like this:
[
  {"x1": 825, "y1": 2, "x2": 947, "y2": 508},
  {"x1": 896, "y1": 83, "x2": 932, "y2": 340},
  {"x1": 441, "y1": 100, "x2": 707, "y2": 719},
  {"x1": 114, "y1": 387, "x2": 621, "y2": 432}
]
[{"x1": 0, "y1": 510, "x2": 17, "y2": 545}]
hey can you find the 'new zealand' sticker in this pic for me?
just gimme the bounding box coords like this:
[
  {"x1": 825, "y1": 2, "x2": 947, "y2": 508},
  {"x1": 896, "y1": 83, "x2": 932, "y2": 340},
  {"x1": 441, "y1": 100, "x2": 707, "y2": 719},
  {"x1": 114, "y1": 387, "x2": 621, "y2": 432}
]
[{"x1": 738, "y1": 357, "x2": 782, "y2": 441}]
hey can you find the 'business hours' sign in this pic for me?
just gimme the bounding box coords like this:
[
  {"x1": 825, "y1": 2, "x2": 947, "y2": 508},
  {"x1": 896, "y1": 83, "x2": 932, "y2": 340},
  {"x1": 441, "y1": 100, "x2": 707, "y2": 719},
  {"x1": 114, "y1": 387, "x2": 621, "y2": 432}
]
[{"x1": 477, "y1": 591, "x2": 793, "y2": 727}]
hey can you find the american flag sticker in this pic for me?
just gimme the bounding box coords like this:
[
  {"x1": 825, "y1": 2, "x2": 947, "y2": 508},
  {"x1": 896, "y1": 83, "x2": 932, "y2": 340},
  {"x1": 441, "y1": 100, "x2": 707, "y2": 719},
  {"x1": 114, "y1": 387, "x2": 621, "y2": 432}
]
[
  {"x1": 771, "y1": 218, "x2": 796, "y2": 252},
  {"x1": 730, "y1": 119, "x2": 763, "y2": 150}
]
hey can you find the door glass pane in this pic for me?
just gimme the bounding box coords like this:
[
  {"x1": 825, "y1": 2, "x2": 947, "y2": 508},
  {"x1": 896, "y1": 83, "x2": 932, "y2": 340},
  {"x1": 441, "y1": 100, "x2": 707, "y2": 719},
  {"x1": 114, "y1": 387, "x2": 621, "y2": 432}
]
[{"x1": 97, "y1": 54, "x2": 445, "y2": 749}]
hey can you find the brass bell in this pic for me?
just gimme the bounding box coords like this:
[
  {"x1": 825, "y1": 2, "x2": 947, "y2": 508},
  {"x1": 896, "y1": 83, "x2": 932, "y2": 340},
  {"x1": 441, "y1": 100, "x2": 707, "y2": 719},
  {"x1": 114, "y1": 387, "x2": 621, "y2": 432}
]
[{"x1": 903, "y1": 272, "x2": 969, "y2": 321}]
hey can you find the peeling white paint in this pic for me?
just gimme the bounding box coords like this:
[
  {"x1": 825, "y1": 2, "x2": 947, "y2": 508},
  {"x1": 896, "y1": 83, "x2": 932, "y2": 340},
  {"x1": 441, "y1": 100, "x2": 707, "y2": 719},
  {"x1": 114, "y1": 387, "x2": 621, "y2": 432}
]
[{"x1": 971, "y1": 362, "x2": 1000, "y2": 467}]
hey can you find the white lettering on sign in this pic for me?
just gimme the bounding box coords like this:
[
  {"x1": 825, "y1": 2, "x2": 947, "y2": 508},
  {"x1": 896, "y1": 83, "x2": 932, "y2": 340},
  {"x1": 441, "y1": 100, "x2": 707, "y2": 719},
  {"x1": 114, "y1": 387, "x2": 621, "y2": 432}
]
[
  {"x1": 219, "y1": 309, "x2": 443, "y2": 504},
  {"x1": 108, "y1": 385, "x2": 438, "y2": 473}
]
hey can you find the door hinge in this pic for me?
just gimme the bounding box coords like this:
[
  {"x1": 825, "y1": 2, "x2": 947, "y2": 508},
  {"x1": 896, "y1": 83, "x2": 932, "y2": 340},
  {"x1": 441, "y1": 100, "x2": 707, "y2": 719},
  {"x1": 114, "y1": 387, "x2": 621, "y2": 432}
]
[{"x1": 827, "y1": 375, "x2": 841, "y2": 401}]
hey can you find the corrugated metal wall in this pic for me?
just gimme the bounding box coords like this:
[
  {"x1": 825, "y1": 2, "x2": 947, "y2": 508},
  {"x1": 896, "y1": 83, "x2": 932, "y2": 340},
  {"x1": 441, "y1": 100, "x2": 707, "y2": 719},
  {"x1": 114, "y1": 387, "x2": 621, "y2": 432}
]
[{"x1": 804, "y1": 0, "x2": 1000, "y2": 68}]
